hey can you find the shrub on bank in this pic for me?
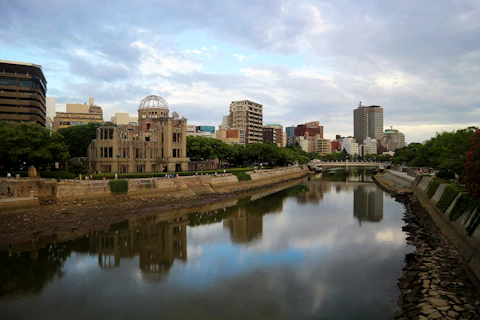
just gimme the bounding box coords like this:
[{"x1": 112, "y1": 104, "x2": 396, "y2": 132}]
[
  {"x1": 234, "y1": 172, "x2": 252, "y2": 181},
  {"x1": 449, "y1": 192, "x2": 473, "y2": 221},
  {"x1": 436, "y1": 169, "x2": 456, "y2": 179},
  {"x1": 1, "y1": 171, "x2": 77, "y2": 179},
  {"x1": 109, "y1": 180, "x2": 128, "y2": 194},
  {"x1": 426, "y1": 179, "x2": 446, "y2": 198},
  {"x1": 436, "y1": 184, "x2": 462, "y2": 213}
]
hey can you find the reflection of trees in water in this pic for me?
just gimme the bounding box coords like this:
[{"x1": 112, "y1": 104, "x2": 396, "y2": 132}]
[
  {"x1": 0, "y1": 216, "x2": 188, "y2": 297},
  {"x1": 0, "y1": 237, "x2": 90, "y2": 298}
]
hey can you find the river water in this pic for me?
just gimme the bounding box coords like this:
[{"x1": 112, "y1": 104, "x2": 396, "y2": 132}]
[{"x1": 0, "y1": 171, "x2": 413, "y2": 319}]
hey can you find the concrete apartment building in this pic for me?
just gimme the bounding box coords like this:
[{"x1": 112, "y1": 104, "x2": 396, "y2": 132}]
[
  {"x1": 353, "y1": 103, "x2": 384, "y2": 149},
  {"x1": 315, "y1": 138, "x2": 332, "y2": 156},
  {"x1": 229, "y1": 100, "x2": 263, "y2": 145},
  {"x1": 0, "y1": 60, "x2": 47, "y2": 126},
  {"x1": 53, "y1": 97, "x2": 103, "y2": 131},
  {"x1": 88, "y1": 95, "x2": 189, "y2": 173},
  {"x1": 216, "y1": 128, "x2": 245, "y2": 145},
  {"x1": 111, "y1": 112, "x2": 138, "y2": 125},
  {"x1": 263, "y1": 124, "x2": 284, "y2": 147}
]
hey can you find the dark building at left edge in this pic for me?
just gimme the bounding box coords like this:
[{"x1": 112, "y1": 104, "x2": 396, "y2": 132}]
[{"x1": 0, "y1": 60, "x2": 47, "y2": 126}]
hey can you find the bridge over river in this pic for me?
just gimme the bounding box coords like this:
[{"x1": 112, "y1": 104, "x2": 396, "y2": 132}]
[{"x1": 307, "y1": 161, "x2": 389, "y2": 173}]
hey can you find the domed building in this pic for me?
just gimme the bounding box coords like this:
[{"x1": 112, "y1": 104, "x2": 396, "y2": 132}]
[{"x1": 88, "y1": 95, "x2": 189, "y2": 173}]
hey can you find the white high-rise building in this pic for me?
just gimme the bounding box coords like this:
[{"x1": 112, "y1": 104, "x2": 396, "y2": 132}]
[
  {"x1": 341, "y1": 137, "x2": 359, "y2": 155},
  {"x1": 46, "y1": 97, "x2": 56, "y2": 129},
  {"x1": 362, "y1": 137, "x2": 377, "y2": 156}
]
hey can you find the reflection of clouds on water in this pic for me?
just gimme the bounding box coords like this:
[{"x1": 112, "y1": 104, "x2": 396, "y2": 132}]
[
  {"x1": 0, "y1": 180, "x2": 411, "y2": 320},
  {"x1": 375, "y1": 227, "x2": 408, "y2": 244}
]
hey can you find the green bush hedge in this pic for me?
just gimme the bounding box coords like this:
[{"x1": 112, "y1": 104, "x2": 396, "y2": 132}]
[
  {"x1": 435, "y1": 184, "x2": 459, "y2": 213},
  {"x1": 1, "y1": 171, "x2": 76, "y2": 179},
  {"x1": 448, "y1": 193, "x2": 471, "y2": 220},
  {"x1": 233, "y1": 172, "x2": 252, "y2": 181},
  {"x1": 426, "y1": 178, "x2": 449, "y2": 198},
  {"x1": 109, "y1": 180, "x2": 128, "y2": 194}
]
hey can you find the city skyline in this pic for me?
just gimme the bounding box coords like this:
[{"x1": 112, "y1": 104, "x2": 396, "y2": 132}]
[{"x1": 1, "y1": 1, "x2": 478, "y2": 143}]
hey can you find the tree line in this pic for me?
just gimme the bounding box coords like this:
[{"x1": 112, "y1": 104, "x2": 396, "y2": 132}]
[
  {"x1": 186, "y1": 136, "x2": 312, "y2": 166},
  {"x1": 1, "y1": 122, "x2": 478, "y2": 200},
  {"x1": 391, "y1": 127, "x2": 477, "y2": 177}
]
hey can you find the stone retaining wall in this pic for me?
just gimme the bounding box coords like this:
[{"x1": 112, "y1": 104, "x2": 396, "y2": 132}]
[
  {"x1": 410, "y1": 176, "x2": 480, "y2": 281},
  {"x1": 51, "y1": 166, "x2": 310, "y2": 201}
]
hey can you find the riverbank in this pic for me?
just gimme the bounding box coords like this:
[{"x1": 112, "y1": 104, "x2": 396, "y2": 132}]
[
  {"x1": 0, "y1": 172, "x2": 310, "y2": 245},
  {"x1": 373, "y1": 172, "x2": 480, "y2": 319}
]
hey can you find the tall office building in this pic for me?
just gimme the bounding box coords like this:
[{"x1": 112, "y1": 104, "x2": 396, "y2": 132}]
[
  {"x1": 0, "y1": 60, "x2": 47, "y2": 126},
  {"x1": 229, "y1": 100, "x2": 263, "y2": 145},
  {"x1": 353, "y1": 103, "x2": 384, "y2": 146}
]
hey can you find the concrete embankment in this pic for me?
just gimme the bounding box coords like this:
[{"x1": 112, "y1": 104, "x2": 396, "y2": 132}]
[
  {"x1": 373, "y1": 171, "x2": 480, "y2": 319},
  {"x1": 0, "y1": 166, "x2": 311, "y2": 211}
]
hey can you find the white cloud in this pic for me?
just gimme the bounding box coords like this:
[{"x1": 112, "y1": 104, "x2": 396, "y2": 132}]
[{"x1": 233, "y1": 54, "x2": 246, "y2": 62}]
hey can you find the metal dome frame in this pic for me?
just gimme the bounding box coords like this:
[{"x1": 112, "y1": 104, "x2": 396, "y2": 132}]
[{"x1": 138, "y1": 95, "x2": 169, "y2": 109}]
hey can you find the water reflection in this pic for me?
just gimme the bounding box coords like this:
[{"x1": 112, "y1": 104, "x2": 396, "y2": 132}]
[
  {"x1": 354, "y1": 184, "x2": 384, "y2": 223},
  {"x1": 89, "y1": 217, "x2": 188, "y2": 281},
  {"x1": 0, "y1": 178, "x2": 411, "y2": 320}
]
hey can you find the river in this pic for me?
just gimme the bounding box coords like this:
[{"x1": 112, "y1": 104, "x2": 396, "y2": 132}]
[{"x1": 0, "y1": 170, "x2": 413, "y2": 319}]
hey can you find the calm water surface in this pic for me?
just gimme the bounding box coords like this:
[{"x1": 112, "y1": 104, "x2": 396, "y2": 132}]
[{"x1": 1, "y1": 173, "x2": 412, "y2": 319}]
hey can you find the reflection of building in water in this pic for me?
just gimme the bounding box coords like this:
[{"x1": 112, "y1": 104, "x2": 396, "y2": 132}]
[
  {"x1": 297, "y1": 182, "x2": 331, "y2": 205},
  {"x1": 353, "y1": 185, "x2": 383, "y2": 224},
  {"x1": 348, "y1": 170, "x2": 372, "y2": 182},
  {"x1": 223, "y1": 207, "x2": 263, "y2": 243},
  {"x1": 89, "y1": 216, "x2": 188, "y2": 280}
]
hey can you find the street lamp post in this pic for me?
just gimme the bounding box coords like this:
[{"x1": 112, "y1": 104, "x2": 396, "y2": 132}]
[{"x1": 117, "y1": 153, "x2": 121, "y2": 174}]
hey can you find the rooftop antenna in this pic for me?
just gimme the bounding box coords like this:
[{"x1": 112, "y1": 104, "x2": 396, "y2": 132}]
[{"x1": 359, "y1": 101, "x2": 362, "y2": 107}]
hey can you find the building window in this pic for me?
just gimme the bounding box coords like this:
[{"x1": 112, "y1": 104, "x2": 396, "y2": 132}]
[
  {"x1": 109, "y1": 147, "x2": 113, "y2": 158},
  {"x1": 147, "y1": 123, "x2": 150, "y2": 130},
  {"x1": 173, "y1": 149, "x2": 176, "y2": 157},
  {"x1": 145, "y1": 136, "x2": 150, "y2": 142}
]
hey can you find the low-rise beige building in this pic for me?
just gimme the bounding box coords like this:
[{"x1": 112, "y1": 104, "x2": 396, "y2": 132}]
[
  {"x1": 111, "y1": 112, "x2": 138, "y2": 125},
  {"x1": 216, "y1": 128, "x2": 245, "y2": 145},
  {"x1": 53, "y1": 97, "x2": 103, "y2": 131},
  {"x1": 88, "y1": 95, "x2": 189, "y2": 173}
]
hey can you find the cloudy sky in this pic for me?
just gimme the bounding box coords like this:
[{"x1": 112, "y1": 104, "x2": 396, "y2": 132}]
[{"x1": 1, "y1": 0, "x2": 479, "y2": 142}]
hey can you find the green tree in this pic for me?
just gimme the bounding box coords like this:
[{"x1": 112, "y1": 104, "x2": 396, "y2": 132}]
[
  {"x1": 463, "y1": 129, "x2": 480, "y2": 198},
  {"x1": 0, "y1": 122, "x2": 70, "y2": 169},
  {"x1": 57, "y1": 122, "x2": 104, "y2": 158}
]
